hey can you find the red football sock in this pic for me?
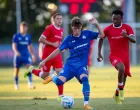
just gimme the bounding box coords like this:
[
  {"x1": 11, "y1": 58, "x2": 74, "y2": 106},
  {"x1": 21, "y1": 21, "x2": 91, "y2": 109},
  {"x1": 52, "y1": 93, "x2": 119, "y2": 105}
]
[
  {"x1": 57, "y1": 85, "x2": 63, "y2": 96},
  {"x1": 32, "y1": 69, "x2": 41, "y2": 77},
  {"x1": 115, "y1": 88, "x2": 119, "y2": 96}
]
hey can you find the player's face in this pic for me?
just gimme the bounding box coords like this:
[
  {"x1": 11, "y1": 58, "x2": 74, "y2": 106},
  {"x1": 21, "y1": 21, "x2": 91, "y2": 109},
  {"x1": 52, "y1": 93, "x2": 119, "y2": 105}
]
[
  {"x1": 112, "y1": 14, "x2": 122, "y2": 27},
  {"x1": 72, "y1": 26, "x2": 82, "y2": 36},
  {"x1": 53, "y1": 15, "x2": 63, "y2": 26},
  {"x1": 20, "y1": 25, "x2": 28, "y2": 34}
]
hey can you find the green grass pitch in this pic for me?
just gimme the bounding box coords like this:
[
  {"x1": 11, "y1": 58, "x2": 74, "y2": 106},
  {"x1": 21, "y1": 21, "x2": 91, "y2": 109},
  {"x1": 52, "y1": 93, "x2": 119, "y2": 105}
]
[{"x1": 0, "y1": 66, "x2": 140, "y2": 110}]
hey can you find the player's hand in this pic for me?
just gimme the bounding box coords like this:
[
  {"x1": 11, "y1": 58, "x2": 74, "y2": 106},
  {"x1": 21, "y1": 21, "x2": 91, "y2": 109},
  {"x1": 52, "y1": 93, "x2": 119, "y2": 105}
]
[
  {"x1": 31, "y1": 55, "x2": 36, "y2": 63},
  {"x1": 52, "y1": 42, "x2": 59, "y2": 48},
  {"x1": 89, "y1": 18, "x2": 99, "y2": 25},
  {"x1": 38, "y1": 61, "x2": 45, "y2": 69},
  {"x1": 15, "y1": 52, "x2": 20, "y2": 56},
  {"x1": 121, "y1": 30, "x2": 128, "y2": 37},
  {"x1": 97, "y1": 54, "x2": 103, "y2": 62}
]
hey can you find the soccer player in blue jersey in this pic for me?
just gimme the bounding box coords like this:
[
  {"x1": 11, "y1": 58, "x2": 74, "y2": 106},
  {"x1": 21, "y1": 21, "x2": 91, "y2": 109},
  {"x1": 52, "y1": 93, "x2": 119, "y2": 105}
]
[
  {"x1": 12, "y1": 22, "x2": 36, "y2": 90},
  {"x1": 38, "y1": 17, "x2": 104, "y2": 109}
]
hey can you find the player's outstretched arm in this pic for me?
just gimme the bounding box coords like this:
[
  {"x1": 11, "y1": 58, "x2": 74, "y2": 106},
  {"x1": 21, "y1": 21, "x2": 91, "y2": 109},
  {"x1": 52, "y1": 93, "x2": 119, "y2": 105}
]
[
  {"x1": 97, "y1": 38, "x2": 104, "y2": 62},
  {"x1": 38, "y1": 48, "x2": 61, "y2": 69},
  {"x1": 89, "y1": 18, "x2": 104, "y2": 38},
  {"x1": 39, "y1": 36, "x2": 59, "y2": 47}
]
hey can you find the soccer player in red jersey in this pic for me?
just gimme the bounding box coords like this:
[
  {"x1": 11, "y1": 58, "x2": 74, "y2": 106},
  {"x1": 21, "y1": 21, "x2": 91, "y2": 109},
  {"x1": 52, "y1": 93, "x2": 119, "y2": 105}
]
[
  {"x1": 97, "y1": 10, "x2": 136, "y2": 104},
  {"x1": 24, "y1": 13, "x2": 64, "y2": 100}
]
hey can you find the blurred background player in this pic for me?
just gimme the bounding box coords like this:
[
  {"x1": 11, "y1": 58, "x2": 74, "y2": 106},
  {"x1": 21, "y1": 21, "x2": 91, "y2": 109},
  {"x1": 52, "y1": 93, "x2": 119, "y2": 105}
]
[
  {"x1": 12, "y1": 21, "x2": 36, "y2": 90},
  {"x1": 24, "y1": 13, "x2": 64, "y2": 100},
  {"x1": 97, "y1": 10, "x2": 136, "y2": 104},
  {"x1": 39, "y1": 17, "x2": 104, "y2": 109}
]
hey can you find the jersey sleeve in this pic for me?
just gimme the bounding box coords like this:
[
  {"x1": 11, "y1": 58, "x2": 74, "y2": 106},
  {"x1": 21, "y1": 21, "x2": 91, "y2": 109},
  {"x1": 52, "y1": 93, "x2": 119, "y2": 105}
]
[
  {"x1": 88, "y1": 30, "x2": 99, "y2": 40},
  {"x1": 28, "y1": 35, "x2": 32, "y2": 45},
  {"x1": 126, "y1": 25, "x2": 135, "y2": 36},
  {"x1": 59, "y1": 37, "x2": 69, "y2": 51},
  {"x1": 41, "y1": 26, "x2": 51, "y2": 39},
  {"x1": 12, "y1": 34, "x2": 18, "y2": 43}
]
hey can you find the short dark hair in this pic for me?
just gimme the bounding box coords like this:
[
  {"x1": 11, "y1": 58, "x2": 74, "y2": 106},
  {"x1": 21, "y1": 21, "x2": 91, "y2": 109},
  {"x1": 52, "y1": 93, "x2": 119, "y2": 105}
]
[
  {"x1": 20, "y1": 21, "x2": 28, "y2": 26},
  {"x1": 71, "y1": 16, "x2": 82, "y2": 27},
  {"x1": 112, "y1": 10, "x2": 123, "y2": 17},
  {"x1": 53, "y1": 13, "x2": 62, "y2": 19}
]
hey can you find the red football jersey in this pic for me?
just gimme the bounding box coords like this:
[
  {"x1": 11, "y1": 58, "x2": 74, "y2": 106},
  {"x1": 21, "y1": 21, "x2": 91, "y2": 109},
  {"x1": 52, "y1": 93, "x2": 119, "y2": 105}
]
[
  {"x1": 104, "y1": 23, "x2": 134, "y2": 60},
  {"x1": 41, "y1": 24, "x2": 63, "y2": 59}
]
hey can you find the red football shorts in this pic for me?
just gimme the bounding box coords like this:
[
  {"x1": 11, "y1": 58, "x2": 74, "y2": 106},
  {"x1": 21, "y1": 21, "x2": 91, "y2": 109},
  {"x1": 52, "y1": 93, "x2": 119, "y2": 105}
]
[
  {"x1": 42, "y1": 54, "x2": 63, "y2": 72},
  {"x1": 109, "y1": 56, "x2": 131, "y2": 77}
]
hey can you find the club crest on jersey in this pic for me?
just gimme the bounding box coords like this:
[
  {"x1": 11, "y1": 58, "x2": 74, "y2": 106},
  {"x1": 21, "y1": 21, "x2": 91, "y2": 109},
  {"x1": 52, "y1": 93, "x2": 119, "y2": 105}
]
[
  {"x1": 82, "y1": 35, "x2": 86, "y2": 39},
  {"x1": 61, "y1": 32, "x2": 63, "y2": 36},
  {"x1": 18, "y1": 37, "x2": 21, "y2": 40},
  {"x1": 25, "y1": 37, "x2": 28, "y2": 41},
  {"x1": 72, "y1": 40, "x2": 75, "y2": 43},
  {"x1": 122, "y1": 29, "x2": 126, "y2": 33}
]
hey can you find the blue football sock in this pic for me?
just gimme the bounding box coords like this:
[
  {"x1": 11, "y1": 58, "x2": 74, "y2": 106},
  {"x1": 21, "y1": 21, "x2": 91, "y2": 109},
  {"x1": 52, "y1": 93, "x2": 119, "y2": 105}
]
[
  {"x1": 28, "y1": 73, "x2": 32, "y2": 85},
  {"x1": 14, "y1": 76, "x2": 18, "y2": 85},
  {"x1": 81, "y1": 76, "x2": 90, "y2": 101},
  {"x1": 52, "y1": 76, "x2": 64, "y2": 86}
]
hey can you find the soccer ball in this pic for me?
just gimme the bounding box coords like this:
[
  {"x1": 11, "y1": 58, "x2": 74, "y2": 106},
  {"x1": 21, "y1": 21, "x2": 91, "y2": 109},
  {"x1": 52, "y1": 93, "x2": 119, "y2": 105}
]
[{"x1": 61, "y1": 96, "x2": 74, "y2": 109}]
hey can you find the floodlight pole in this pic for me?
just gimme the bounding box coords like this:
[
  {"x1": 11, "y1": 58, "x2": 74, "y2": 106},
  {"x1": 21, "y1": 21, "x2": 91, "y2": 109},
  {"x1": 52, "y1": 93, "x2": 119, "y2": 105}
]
[{"x1": 16, "y1": 0, "x2": 21, "y2": 33}]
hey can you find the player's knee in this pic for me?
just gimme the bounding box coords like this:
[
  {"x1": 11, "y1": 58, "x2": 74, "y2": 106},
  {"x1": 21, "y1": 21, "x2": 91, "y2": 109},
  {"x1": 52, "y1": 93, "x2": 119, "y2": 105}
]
[
  {"x1": 81, "y1": 76, "x2": 88, "y2": 83},
  {"x1": 118, "y1": 66, "x2": 125, "y2": 74},
  {"x1": 55, "y1": 78, "x2": 64, "y2": 86}
]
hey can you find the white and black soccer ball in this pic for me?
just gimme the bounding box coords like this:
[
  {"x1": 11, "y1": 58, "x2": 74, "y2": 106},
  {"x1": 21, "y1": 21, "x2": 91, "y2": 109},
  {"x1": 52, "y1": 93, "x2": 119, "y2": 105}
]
[{"x1": 61, "y1": 96, "x2": 74, "y2": 109}]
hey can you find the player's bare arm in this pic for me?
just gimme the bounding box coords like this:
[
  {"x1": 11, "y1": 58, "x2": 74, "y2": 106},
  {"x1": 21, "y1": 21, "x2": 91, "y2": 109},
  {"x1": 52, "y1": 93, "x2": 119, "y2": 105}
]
[
  {"x1": 121, "y1": 31, "x2": 136, "y2": 43},
  {"x1": 89, "y1": 18, "x2": 104, "y2": 38},
  {"x1": 28, "y1": 44, "x2": 36, "y2": 63},
  {"x1": 39, "y1": 36, "x2": 59, "y2": 47},
  {"x1": 97, "y1": 38, "x2": 104, "y2": 62},
  {"x1": 12, "y1": 43, "x2": 20, "y2": 56},
  {"x1": 38, "y1": 48, "x2": 61, "y2": 69}
]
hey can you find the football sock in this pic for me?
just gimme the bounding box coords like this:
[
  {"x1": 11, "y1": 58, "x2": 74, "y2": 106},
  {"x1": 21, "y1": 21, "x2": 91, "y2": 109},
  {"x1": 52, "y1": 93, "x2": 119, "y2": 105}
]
[
  {"x1": 28, "y1": 73, "x2": 32, "y2": 86},
  {"x1": 115, "y1": 88, "x2": 119, "y2": 96},
  {"x1": 118, "y1": 82, "x2": 124, "y2": 90},
  {"x1": 57, "y1": 85, "x2": 64, "y2": 96},
  {"x1": 14, "y1": 76, "x2": 18, "y2": 85},
  {"x1": 32, "y1": 69, "x2": 41, "y2": 77},
  {"x1": 81, "y1": 76, "x2": 90, "y2": 104},
  {"x1": 53, "y1": 76, "x2": 64, "y2": 86}
]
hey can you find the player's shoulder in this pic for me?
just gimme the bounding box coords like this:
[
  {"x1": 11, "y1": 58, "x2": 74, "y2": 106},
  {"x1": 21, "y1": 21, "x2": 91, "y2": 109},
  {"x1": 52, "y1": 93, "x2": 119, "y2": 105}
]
[
  {"x1": 13, "y1": 33, "x2": 20, "y2": 38},
  {"x1": 105, "y1": 24, "x2": 113, "y2": 30},
  {"x1": 122, "y1": 23, "x2": 132, "y2": 28}
]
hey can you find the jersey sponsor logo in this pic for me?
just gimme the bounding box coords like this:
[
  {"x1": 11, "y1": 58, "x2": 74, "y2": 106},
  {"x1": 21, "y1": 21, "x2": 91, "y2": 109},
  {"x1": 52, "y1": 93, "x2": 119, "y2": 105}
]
[
  {"x1": 111, "y1": 36, "x2": 123, "y2": 39},
  {"x1": 74, "y1": 43, "x2": 88, "y2": 49},
  {"x1": 55, "y1": 35, "x2": 62, "y2": 39},
  {"x1": 122, "y1": 29, "x2": 126, "y2": 33},
  {"x1": 82, "y1": 35, "x2": 86, "y2": 39},
  {"x1": 19, "y1": 42, "x2": 28, "y2": 45}
]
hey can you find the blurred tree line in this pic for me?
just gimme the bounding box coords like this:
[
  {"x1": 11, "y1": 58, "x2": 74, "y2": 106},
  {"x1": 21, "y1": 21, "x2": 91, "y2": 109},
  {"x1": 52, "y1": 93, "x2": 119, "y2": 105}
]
[{"x1": 0, "y1": 0, "x2": 140, "y2": 44}]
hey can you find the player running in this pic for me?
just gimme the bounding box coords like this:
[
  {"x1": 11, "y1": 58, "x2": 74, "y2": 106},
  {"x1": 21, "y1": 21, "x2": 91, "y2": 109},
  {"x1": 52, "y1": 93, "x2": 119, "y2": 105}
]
[
  {"x1": 12, "y1": 21, "x2": 36, "y2": 90},
  {"x1": 97, "y1": 10, "x2": 136, "y2": 104},
  {"x1": 24, "y1": 13, "x2": 64, "y2": 100},
  {"x1": 38, "y1": 17, "x2": 104, "y2": 109}
]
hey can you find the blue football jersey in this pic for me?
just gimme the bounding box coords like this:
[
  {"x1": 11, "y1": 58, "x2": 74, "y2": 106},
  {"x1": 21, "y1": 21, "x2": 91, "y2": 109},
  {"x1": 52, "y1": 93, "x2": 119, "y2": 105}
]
[
  {"x1": 12, "y1": 33, "x2": 32, "y2": 56},
  {"x1": 59, "y1": 30, "x2": 99, "y2": 68}
]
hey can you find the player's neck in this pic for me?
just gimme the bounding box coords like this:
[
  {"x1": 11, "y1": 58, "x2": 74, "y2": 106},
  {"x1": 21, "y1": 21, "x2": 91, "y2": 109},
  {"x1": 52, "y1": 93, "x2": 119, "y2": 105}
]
[
  {"x1": 113, "y1": 23, "x2": 122, "y2": 28},
  {"x1": 53, "y1": 24, "x2": 60, "y2": 30},
  {"x1": 20, "y1": 32, "x2": 26, "y2": 36}
]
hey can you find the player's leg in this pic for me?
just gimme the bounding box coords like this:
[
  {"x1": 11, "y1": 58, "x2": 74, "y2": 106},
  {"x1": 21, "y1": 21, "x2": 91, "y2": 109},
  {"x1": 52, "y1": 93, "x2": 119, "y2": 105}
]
[
  {"x1": 53, "y1": 59, "x2": 64, "y2": 100},
  {"x1": 13, "y1": 55, "x2": 21, "y2": 90},
  {"x1": 76, "y1": 67, "x2": 93, "y2": 109},
  {"x1": 13, "y1": 67, "x2": 20, "y2": 90},
  {"x1": 24, "y1": 60, "x2": 51, "y2": 80}
]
